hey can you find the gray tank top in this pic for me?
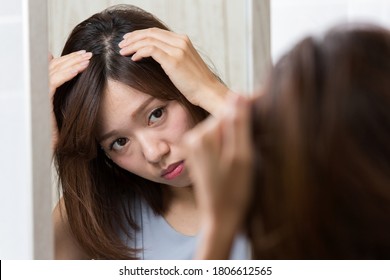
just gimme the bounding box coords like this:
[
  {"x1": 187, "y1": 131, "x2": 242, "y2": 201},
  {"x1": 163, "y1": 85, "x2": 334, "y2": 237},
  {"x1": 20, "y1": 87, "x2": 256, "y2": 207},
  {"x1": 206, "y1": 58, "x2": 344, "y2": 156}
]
[{"x1": 125, "y1": 196, "x2": 251, "y2": 259}]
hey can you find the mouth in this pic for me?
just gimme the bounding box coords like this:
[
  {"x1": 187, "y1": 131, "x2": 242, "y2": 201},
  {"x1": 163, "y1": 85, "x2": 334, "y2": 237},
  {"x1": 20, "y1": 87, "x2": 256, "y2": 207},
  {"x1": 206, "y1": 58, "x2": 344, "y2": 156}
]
[{"x1": 161, "y1": 161, "x2": 185, "y2": 180}]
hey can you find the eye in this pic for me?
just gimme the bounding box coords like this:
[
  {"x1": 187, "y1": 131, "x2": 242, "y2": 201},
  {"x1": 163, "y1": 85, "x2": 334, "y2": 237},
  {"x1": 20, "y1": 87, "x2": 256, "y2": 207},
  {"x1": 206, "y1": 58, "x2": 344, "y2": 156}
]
[
  {"x1": 109, "y1": 137, "x2": 129, "y2": 151},
  {"x1": 148, "y1": 107, "x2": 165, "y2": 126}
]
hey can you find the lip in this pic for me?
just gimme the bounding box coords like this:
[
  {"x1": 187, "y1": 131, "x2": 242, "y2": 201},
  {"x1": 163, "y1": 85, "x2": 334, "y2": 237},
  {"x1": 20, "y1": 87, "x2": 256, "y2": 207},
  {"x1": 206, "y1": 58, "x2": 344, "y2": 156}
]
[{"x1": 161, "y1": 161, "x2": 185, "y2": 180}]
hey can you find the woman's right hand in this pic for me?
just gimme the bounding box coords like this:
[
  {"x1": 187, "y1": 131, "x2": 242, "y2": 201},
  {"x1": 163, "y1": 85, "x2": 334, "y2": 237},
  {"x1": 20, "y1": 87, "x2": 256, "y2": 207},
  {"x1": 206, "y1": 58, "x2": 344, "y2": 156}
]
[
  {"x1": 49, "y1": 50, "x2": 92, "y2": 99},
  {"x1": 49, "y1": 50, "x2": 92, "y2": 150},
  {"x1": 118, "y1": 28, "x2": 231, "y2": 116}
]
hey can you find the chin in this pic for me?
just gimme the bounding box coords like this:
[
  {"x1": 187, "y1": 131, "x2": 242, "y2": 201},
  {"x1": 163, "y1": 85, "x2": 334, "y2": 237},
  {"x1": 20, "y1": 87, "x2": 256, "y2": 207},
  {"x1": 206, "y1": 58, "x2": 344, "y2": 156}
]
[
  {"x1": 163, "y1": 178, "x2": 192, "y2": 188},
  {"x1": 172, "y1": 182, "x2": 192, "y2": 188}
]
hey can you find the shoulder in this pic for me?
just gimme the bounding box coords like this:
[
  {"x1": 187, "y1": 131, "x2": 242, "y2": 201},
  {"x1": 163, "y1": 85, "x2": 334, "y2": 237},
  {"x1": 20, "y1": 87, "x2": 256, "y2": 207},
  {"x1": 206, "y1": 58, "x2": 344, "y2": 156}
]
[{"x1": 53, "y1": 198, "x2": 90, "y2": 259}]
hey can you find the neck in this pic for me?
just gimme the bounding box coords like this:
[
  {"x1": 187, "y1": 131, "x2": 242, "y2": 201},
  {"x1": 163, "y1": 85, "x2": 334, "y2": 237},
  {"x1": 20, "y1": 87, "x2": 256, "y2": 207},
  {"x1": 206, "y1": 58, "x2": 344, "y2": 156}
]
[
  {"x1": 163, "y1": 185, "x2": 195, "y2": 206},
  {"x1": 162, "y1": 185, "x2": 200, "y2": 236}
]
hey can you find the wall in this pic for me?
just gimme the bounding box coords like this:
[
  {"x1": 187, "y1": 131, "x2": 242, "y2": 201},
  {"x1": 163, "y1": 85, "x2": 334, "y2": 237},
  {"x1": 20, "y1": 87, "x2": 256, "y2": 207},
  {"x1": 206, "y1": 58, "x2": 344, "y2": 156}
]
[
  {"x1": 271, "y1": 0, "x2": 390, "y2": 62},
  {"x1": 0, "y1": 0, "x2": 52, "y2": 259}
]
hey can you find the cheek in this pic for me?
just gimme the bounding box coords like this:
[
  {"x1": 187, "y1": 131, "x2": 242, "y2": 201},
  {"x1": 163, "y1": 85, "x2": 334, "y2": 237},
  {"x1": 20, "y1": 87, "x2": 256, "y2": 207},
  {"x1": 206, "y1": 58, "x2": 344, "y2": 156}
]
[
  {"x1": 169, "y1": 108, "x2": 195, "y2": 137},
  {"x1": 172, "y1": 118, "x2": 193, "y2": 136},
  {"x1": 111, "y1": 156, "x2": 140, "y2": 174}
]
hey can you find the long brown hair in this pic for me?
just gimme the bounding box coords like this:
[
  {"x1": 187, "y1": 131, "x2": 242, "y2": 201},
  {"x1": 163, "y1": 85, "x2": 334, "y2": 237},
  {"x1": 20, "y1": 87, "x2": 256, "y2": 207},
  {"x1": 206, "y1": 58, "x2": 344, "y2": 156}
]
[
  {"x1": 249, "y1": 24, "x2": 390, "y2": 259},
  {"x1": 53, "y1": 5, "x2": 208, "y2": 259}
]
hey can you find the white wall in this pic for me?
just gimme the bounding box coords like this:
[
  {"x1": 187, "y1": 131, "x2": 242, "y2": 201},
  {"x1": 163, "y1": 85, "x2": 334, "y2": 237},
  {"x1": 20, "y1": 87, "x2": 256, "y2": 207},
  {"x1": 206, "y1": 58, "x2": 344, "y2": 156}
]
[
  {"x1": 0, "y1": 0, "x2": 30, "y2": 259},
  {"x1": 0, "y1": 0, "x2": 52, "y2": 259},
  {"x1": 271, "y1": 0, "x2": 390, "y2": 62}
]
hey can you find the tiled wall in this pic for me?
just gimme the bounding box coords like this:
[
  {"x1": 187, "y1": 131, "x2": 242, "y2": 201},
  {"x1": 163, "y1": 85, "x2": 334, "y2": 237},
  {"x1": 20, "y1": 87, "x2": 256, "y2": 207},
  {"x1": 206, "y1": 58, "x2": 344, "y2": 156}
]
[{"x1": 0, "y1": 0, "x2": 52, "y2": 259}]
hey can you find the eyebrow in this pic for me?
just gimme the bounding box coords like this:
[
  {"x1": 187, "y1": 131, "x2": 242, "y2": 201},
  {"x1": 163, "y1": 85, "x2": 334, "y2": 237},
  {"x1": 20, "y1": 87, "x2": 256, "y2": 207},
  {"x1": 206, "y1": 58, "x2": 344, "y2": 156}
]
[
  {"x1": 98, "y1": 96, "x2": 155, "y2": 144},
  {"x1": 130, "y1": 96, "x2": 154, "y2": 119}
]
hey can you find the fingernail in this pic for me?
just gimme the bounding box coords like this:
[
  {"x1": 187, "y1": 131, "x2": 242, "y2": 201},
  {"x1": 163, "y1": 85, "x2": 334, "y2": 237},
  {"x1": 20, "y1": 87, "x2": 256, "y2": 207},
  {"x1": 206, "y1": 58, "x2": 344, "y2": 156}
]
[
  {"x1": 83, "y1": 52, "x2": 93, "y2": 58},
  {"x1": 77, "y1": 50, "x2": 86, "y2": 54},
  {"x1": 80, "y1": 60, "x2": 90, "y2": 67}
]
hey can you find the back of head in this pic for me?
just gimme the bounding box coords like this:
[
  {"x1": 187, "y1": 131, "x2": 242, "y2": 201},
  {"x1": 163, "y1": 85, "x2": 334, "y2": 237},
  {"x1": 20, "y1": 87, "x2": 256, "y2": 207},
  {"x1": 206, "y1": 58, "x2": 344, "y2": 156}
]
[{"x1": 249, "y1": 23, "x2": 390, "y2": 259}]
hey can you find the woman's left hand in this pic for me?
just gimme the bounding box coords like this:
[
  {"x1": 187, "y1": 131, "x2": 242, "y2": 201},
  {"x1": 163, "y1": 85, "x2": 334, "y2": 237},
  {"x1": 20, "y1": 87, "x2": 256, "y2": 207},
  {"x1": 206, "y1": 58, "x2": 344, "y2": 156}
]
[
  {"x1": 118, "y1": 28, "x2": 230, "y2": 115},
  {"x1": 183, "y1": 94, "x2": 254, "y2": 259}
]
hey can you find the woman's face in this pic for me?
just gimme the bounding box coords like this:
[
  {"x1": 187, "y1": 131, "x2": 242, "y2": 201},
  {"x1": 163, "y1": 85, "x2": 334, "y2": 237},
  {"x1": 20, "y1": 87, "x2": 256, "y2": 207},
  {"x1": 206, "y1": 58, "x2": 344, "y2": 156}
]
[{"x1": 97, "y1": 79, "x2": 195, "y2": 187}]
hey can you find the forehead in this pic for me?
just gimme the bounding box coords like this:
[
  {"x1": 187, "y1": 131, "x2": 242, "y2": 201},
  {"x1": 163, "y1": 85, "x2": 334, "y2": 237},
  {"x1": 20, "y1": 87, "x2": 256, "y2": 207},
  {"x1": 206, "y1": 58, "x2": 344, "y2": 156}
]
[
  {"x1": 102, "y1": 79, "x2": 157, "y2": 116},
  {"x1": 96, "y1": 80, "x2": 150, "y2": 127},
  {"x1": 102, "y1": 79, "x2": 148, "y2": 108}
]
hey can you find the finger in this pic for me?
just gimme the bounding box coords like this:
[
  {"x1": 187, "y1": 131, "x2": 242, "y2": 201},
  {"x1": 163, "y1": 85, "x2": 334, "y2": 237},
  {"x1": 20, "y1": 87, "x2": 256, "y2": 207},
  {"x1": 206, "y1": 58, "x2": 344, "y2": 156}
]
[
  {"x1": 119, "y1": 37, "x2": 183, "y2": 58},
  {"x1": 120, "y1": 28, "x2": 190, "y2": 52},
  {"x1": 184, "y1": 118, "x2": 222, "y2": 191},
  {"x1": 220, "y1": 95, "x2": 252, "y2": 169},
  {"x1": 49, "y1": 59, "x2": 90, "y2": 93},
  {"x1": 184, "y1": 117, "x2": 222, "y2": 168},
  {"x1": 50, "y1": 55, "x2": 91, "y2": 77},
  {"x1": 231, "y1": 95, "x2": 252, "y2": 156},
  {"x1": 50, "y1": 50, "x2": 91, "y2": 71},
  {"x1": 49, "y1": 51, "x2": 92, "y2": 82},
  {"x1": 49, "y1": 50, "x2": 85, "y2": 68},
  {"x1": 50, "y1": 62, "x2": 89, "y2": 85},
  {"x1": 121, "y1": 28, "x2": 182, "y2": 45},
  {"x1": 50, "y1": 60, "x2": 89, "y2": 87},
  {"x1": 129, "y1": 44, "x2": 176, "y2": 67}
]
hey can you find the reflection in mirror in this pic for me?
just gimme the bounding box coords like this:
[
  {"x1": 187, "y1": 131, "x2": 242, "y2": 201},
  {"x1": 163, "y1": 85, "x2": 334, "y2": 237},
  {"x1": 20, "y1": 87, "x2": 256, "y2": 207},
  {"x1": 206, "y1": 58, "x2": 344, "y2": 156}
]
[{"x1": 48, "y1": 0, "x2": 270, "y2": 260}]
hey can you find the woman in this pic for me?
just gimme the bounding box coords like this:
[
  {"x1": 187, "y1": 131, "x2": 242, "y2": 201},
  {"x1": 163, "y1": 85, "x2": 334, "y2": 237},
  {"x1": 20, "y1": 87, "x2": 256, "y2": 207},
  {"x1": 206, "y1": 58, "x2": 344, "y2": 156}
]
[
  {"x1": 187, "y1": 23, "x2": 390, "y2": 259},
  {"x1": 51, "y1": 4, "x2": 249, "y2": 259}
]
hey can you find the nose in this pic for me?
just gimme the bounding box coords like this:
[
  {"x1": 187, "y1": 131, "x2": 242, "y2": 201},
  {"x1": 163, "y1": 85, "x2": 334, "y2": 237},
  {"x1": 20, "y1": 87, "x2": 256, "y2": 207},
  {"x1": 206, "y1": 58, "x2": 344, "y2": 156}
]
[{"x1": 138, "y1": 134, "x2": 170, "y2": 164}]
